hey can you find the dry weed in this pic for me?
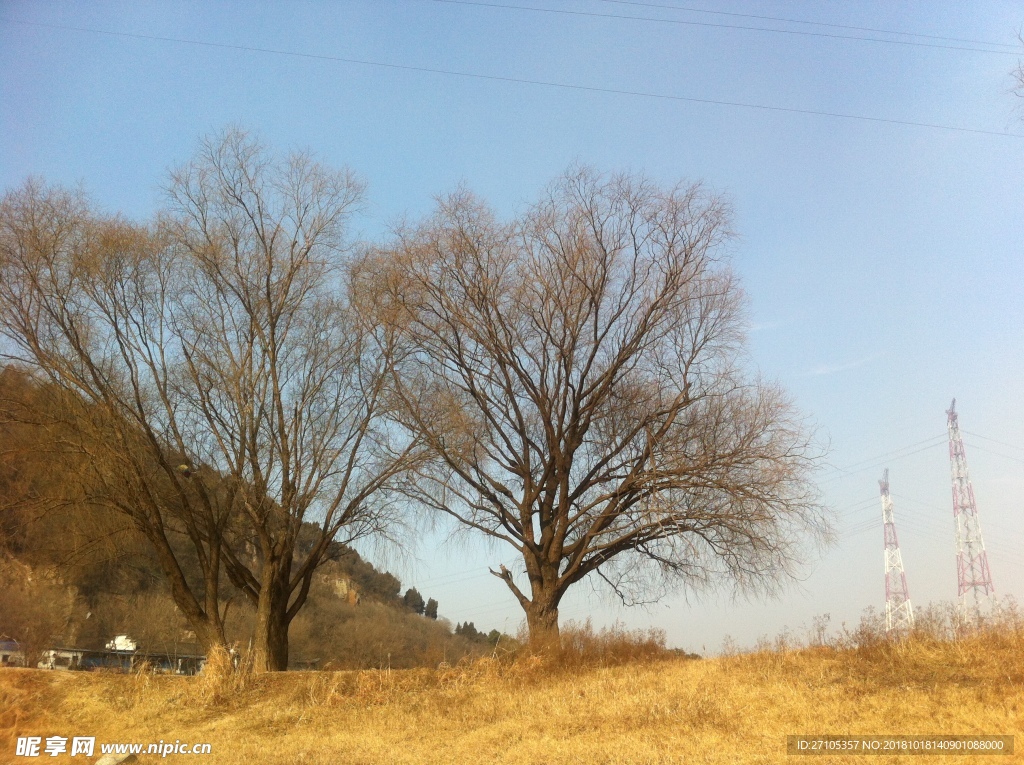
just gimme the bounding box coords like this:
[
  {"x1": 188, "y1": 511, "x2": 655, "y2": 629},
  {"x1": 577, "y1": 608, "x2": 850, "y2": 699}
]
[
  {"x1": 2, "y1": 618, "x2": 1022, "y2": 764},
  {"x1": 182, "y1": 646, "x2": 263, "y2": 707}
]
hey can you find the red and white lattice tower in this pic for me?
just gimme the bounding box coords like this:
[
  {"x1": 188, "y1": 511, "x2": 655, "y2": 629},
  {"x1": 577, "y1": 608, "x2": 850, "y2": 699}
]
[
  {"x1": 946, "y1": 399, "x2": 995, "y2": 623},
  {"x1": 879, "y1": 469, "x2": 914, "y2": 632}
]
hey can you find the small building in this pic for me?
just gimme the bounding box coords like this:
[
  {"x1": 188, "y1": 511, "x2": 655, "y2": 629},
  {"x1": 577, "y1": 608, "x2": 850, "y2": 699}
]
[
  {"x1": 140, "y1": 650, "x2": 206, "y2": 675},
  {"x1": 37, "y1": 647, "x2": 89, "y2": 671},
  {"x1": 36, "y1": 643, "x2": 205, "y2": 675},
  {"x1": 0, "y1": 638, "x2": 24, "y2": 667},
  {"x1": 106, "y1": 634, "x2": 138, "y2": 652}
]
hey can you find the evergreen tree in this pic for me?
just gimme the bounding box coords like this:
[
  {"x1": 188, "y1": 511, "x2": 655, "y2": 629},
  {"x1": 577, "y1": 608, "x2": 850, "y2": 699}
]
[{"x1": 403, "y1": 587, "x2": 425, "y2": 615}]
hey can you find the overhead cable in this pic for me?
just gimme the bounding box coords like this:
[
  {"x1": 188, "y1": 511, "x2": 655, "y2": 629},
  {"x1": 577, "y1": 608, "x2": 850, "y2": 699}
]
[
  {"x1": 6, "y1": 18, "x2": 1021, "y2": 138},
  {"x1": 594, "y1": 0, "x2": 1021, "y2": 50},
  {"x1": 430, "y1": 0, "x2": 1021, "y2": 55}
]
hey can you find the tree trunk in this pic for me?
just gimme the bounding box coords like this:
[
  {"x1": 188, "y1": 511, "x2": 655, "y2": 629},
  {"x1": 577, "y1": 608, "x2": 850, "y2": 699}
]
[
  {"x1": 252, "y1": 565, "x2": 291, "y2": 671},
  {"x1": 192, "y1": 619, "x2": 230, "y2": 662},
  {"x1": 146, "y1": 528, "x2": 229, "y2": 659},
  {"x1": 253, "y1": 609, "x2": 289, "y2": 671},
  {"x1": 525, "y1": 592, "x2": 561, "y2": 652}
]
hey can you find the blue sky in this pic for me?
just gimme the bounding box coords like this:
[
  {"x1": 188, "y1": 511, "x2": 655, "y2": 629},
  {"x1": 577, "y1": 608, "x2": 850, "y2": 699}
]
[{"x1": 2, "y1": 0, "x2": 1022, "y2": 652}]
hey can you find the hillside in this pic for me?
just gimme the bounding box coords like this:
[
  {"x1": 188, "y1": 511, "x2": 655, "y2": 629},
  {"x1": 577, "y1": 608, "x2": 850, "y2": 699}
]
[
  {"x1": 0, "y1": 365, "x2": 505, "y2": 669},
  {"x1": 2, "y1": 630, "x2": 1021, "y2": 764}
]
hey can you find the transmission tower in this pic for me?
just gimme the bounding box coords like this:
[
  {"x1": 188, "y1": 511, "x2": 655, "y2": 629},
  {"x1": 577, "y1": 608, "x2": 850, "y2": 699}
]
[
  {"x1": 946, "y1": 399, "x2": 995, "y2": 623},
  {"x1": 878, "y1": 469, "x2": 914, "y2": 633}
]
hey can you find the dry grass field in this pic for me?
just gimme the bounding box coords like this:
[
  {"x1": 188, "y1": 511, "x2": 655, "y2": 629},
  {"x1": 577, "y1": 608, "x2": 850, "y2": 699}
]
[{"x1": 1, "y1": 626, "x2": 1021, "y2": 765}]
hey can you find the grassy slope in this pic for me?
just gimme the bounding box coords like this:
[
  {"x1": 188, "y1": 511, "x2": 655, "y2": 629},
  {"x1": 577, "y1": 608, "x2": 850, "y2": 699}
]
[{"x1": 1, "y1": 633, "x2": 1021, "y2": 765}]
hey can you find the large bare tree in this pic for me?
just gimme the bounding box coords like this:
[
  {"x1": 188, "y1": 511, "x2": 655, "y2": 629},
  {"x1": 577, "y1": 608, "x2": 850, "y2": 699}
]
[
  {"x1": 0, "y1": 131, "x2": 423, "y2": 670},
  {"x1": 162, "y1": 131, "x2": 424, "y2": 670},
  {"x1": 0, "y1": 185, "x2": 237, "y2": 657},
  {"x1": 372, "y1": 169, "x2": 828, "y2": 648}
]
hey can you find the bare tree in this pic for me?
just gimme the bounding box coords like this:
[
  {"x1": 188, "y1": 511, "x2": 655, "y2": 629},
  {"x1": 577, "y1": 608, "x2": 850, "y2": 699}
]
[
  {"x1": 162, "y1": 130, "x2": 424, "y2": 670},
  {"x1": 373, "y1": 168, "x2": 828, "y2": 648},
  {"x1": 0, "y1": 130, "x2": 423, "y2": 670},
  {"x1": 0, "y1": 185, "x2": 237, "y2": 657}
]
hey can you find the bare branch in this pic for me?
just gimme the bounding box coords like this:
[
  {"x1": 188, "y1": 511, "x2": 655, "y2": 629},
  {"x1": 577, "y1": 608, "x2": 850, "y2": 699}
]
[{"x1": 374, "y1": 167, "x2": 828, "y2": 647}]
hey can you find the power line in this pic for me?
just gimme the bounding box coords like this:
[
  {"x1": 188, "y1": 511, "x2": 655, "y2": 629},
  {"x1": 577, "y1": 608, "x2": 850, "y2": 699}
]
[
  {"x1": 893, "y1": 493, "x2": 1023, "y2": 539},
  {"x1": 964, "y1": 441, "x2": 1024, "y2": 466},
  {"x1": 870, "y1": 512, "x2": 1021, "y2": 561},
  {"x1": 846, "y1": 521, "x2": 877, "y2": 535},
  {"x1": 964, "y1": 430, "x2": 1024, "y2": 452},
  {"x1": 429, "y1": 0, "x2": 1021, "y2": 56},
  {"x1": 835, "y1": 496, "x2": 881, "y2": 517},
  {"x1": 842, "y1": 522, "x2": 876, "y2": 536},
  {"x1": 897, "y1": 515, "x2": 1021, "y2": 562},
  {"x1": 890, "y1": 493, "x2": 949, "y2": 517},
  {"x1": 6, "y1": 18, "x2": 1022, "y2": 139},
  {"x1": 818, "y1": 439, "x2": 949, "y2": 486},
  {"x1": 594, "y1": 0, "x2": 1021, "y2": 50},
  {"x1": 821, "y1": 433, "x2": 947, "y2": 475}
]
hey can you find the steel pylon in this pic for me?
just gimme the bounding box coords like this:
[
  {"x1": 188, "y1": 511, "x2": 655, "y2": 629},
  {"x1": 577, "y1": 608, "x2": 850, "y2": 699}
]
[
  {"x1": 878, "y1": 469, "x2": 914, "y2": 633},
  {"x1": 946, "y1": 399, "x2": 995, "y2": 624}
]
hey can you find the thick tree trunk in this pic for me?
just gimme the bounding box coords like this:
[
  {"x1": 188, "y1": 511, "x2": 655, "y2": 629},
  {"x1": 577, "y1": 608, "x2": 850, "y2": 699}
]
[
  {"x1": 252, "y1": 565, "x2": 291, "y2": 671},
  {"x1": 146, "y1": 528, "x2": 229, "y2": 659},
  {"x1": 525, "y1": 592, "x2": 561, "y2": 652},
  {"x1": 192, "y1": 619, "x2": 230, "y2": 661},
  {"x1": 253, "y1": 610, "x2": 289, "y2": 671}
]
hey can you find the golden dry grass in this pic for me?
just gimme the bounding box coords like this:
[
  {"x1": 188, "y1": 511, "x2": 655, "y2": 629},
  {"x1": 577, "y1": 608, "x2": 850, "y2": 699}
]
[{"x1": 1, "y1": 631, "x2": 1021, "y2": 765}]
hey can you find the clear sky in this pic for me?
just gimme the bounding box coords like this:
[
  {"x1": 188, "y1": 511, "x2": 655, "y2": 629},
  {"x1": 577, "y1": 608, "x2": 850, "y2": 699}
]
[{"x1": 2, "y1": 0, "x2": 1022, "y2": 653}]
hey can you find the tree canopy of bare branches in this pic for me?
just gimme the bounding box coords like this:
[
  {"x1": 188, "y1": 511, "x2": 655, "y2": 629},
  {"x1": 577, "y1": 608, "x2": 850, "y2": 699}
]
[
  {"x1": 372, "y1": 168, "x2": 828, "y2": 647},
  {"x1": 0, "y1": 130, "x2": 423, "y2": 670}
]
